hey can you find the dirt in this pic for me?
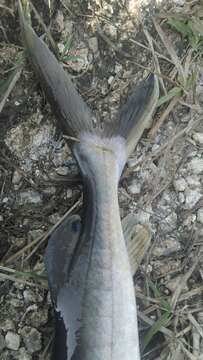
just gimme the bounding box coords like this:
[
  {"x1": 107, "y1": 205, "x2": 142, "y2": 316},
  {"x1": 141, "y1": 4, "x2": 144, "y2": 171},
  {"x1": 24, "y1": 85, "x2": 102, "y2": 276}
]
[{"x1": 0, "y1": 0, "x2": 203, "y2": 359}]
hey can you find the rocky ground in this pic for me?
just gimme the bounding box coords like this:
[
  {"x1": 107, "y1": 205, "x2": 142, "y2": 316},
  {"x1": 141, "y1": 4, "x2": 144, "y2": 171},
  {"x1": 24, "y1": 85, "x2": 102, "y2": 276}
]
[{"x1": 0, "y1": 0, "x2": 203, "y2": 359}]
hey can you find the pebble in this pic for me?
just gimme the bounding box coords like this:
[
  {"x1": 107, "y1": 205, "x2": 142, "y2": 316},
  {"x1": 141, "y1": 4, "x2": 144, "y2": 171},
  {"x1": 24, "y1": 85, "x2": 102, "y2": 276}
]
[
  {"x1": 56, "y1": 166, "x2": 69, "y2": 176},
  {"x1": 159, "y1": 212, "x2": 177, "y2": 232},
  {"x1": 12, "y1": 170, "x2": 22, "y2": 187},
  {"x1": 88, "y1": 37, "x2": 98, "y2": 53},
  {"x1": 188, "y1": 158, "x2": 203, "y2": 175},
  {"x1": 192, "y1": 132, "x2": 203, "y2": 144},
  {"x1": 178, "y1": 193, "x2": 185, "y2": 204},
  {"x1": 28, "y1": 229, "x2": 44, "y2": 241},
  {"x1": 0, "y1": 333, "x2": 5, "y2": 351},
  {"x1": 197, "y1": 208, "x2": 203, "y2": 224},
  {"x1": 5, "y1": 331, "x2": 20, "y2": 350},
  {"x1": 66, "y1": 188, "x2": 73, "y2": 199},
  {"x1": 173, "y1": 178, "x2": 186, "y2": 192},
  {"x1": 152, "y1": 238, "x2": 181, "y2": 257},
  {"x1": 14, "y1": 347, "x2": 32, "y2": 360},
  {"x1": 23, "y1": 289, "x2": 43, "y2": 304},
  {"x1": 166, "y1": 275, "x2": 188, "y2": 293},
  {"x1": 185, "y1": 189, "x2": 202, "y2": 209},
  {"x1": 25, "y1": 308, "x2": 48, "y2": 328},
  {"x1": 186, "y1": 175, "x2": 201, "y2": 188},
  {"x1": 128, "y1": 180, "x2": 141, "y2": 195},
  {"x1": 18, "y1": 191, "x2": 42, "y2": 205},
  {"x1": 0, "y1": 319, "x2": 15, "y2": 332},
  {"x1": 103, "y1": 23, "x2": 117, "y2": 39},
  {"x1": 20, "y1": 327, "x2": 42, "y2": 354}
]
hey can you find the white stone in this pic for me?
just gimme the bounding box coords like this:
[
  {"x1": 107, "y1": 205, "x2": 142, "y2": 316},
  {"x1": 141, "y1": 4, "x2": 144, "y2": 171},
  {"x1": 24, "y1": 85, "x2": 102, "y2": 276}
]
[
  {"x1": 128, "y1": 180, "x2": 141, "y2": 195},
  {"x1": 153, "y1": 238, "x2": 181, "y2": 257},
  {"x1": 178, "y1": 193, "x2": 185, "y2": 204},
  {"x1": 88, "y1": 37, "x2": 98, "y2": 53},
  {"x1": 5, "y1": 332, "x2": 20, "y2": 350},
  {"x1": 12, "y1": 170, "x2": 22, "y2": 185},
  {"x1": 197, "y1": 208, "x2": 203, "y2": 224},
  {"x1": 173, "y1": 178, "x2": 186, "y2": 192},
  {"x1": 66, "y1": 188, "x2": 73, "y2": 199},
  {"x1": 188, "y1": 158, "x2": 203, "y2": 174},
  {"x1": 185, "y1": 189, "x2": 202, "y2": 209},
  {"x1": 56, "y1": 166, "x2": 69, "y2": 176},
  {"x1": 186, "y1": 175, "x2": 201, "y2": 188},
  {"x1": 18, "y1": 191, "x2": 42, "y2": 205},
  {"x1": 192, "y1": 132, "x2": 203, "y2": 144}
]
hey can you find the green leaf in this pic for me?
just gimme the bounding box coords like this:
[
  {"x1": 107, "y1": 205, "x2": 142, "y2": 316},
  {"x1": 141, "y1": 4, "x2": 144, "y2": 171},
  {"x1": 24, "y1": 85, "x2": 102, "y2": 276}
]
[
  {"x1": 143, "y1": 312, "x2": 171, "y2": 350},
  {"x1": 61, "y1": 37, "x2": 73, "y2": 56},
  {"x1": 167, "y1": 18, "x2": 192, "y2": 38},
  {"x1": 157, "y1": 87, "x2": 182, "y2": 107}
]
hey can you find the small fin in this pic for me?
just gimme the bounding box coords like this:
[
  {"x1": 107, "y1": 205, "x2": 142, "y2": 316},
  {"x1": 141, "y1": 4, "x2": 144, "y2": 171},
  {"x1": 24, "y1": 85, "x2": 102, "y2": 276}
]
[
  {"x1": 122, "y1": 214, "x2": 152, "y2": 276},
  {"x1": 114, "y1": 74, "x2": 159, "y2": 156},
  {"x1": 44, "y1": 214, "x2": 81, "y2": 304},
  {"x1": 18, "y1": 0, "x2": 94, "y2": 138}
]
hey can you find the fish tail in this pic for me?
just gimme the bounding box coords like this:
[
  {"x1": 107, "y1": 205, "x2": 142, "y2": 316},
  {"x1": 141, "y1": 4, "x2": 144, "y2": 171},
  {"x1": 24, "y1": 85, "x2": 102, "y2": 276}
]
[{"x1": 19, "y1": 1, "x2": 159, "y2": 156}]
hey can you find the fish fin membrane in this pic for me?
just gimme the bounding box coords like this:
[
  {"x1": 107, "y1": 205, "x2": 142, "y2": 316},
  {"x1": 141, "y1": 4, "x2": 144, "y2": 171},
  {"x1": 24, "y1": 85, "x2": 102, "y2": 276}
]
[
  {"x1": 44, "y1": 214, "x2": 81, "y2": 304},
  {"x1": 19, "y1": 1, "x2": 158, "y2": 155},
  {"x1": 110, "y1": 74, "x2": 159, "y2": 156},
  {"x1": 122, "y1": 214, "x2": 151, "y2": 276},
  {"x1": 18, "y1": 0, "x2": 94, "y2": 138}
]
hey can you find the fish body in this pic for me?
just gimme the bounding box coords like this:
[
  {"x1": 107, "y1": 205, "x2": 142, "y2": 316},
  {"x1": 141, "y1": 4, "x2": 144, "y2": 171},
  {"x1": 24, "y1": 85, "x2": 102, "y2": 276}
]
[{"x1": 18, "y1": 2, "x2": 159, "y2": 358}]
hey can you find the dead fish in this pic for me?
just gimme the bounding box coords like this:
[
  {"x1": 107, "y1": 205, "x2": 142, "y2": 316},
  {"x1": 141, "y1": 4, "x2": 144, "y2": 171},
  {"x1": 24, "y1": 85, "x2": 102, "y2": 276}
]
[{"x1": 18, "y1": 2, "x2": 159, "y2": 359}]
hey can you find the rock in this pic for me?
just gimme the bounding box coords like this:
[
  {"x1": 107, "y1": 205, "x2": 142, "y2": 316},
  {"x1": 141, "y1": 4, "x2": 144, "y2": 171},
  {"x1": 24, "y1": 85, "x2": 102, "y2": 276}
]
[
  {"x1": 159, "y1": 212, "x2": 177, "y2": 232},
  {"x1": 56, "y1": 166, "x2": 69, "y2": 176},
  {"x1": 88, "y1": 37, "x2": 98, "y2": 53},
  {"x1": 43, "y1": 186, "x2": 56, "y2": 195},
  {"x1": 152, "y1": 238, "x2": 181, "y2": 257},
  {"x1": 14, "y1": 347, "x2": 32, "y2": 360},
  {"x1": 172, "y1": 0, "x2": 185, "y2": 5},
  {"x1": 0, "y1": 320, "x2": 15, "y2": 332},
  {"x1": 0, "y1": 333, "x2": 5, "y2": 351},
  {"x1": 185, "y1": 189, "x2": 202, "y2": 209},
  {"x1": 48, "y1": 212, "x2": 61, "y2": 224},
  {"x1": 28, "y1": 229, "x2": 44, "y2": 241},
  {"x1": 23, "y1": 289, "x2": 43, "y2": 304},
  {"x1": 25, "y1": 308, "x2": 48, "y2": 328},
  {"x1": 18, "y1": 191, "x2": 42, "y2": 205},
  {"x1": 186, "y1": 175, "x2": 201, "y2": 188},
  {"x1": 178, "y1": 193, "x2": 185, "y2": 204},
  {"x1": 12, "y1": 170, "x2": 22, "y2": 189},
  {"x1": 188, "y1": 158, "x2": 203, "y2": 175},
  {"x1": 66, "y1": 188, "x2": 73, "y2": 199},
  {"x1": 0, "y1": 215, "x2": 3, "y2": 221},
  {"x1": 128, "y1": 180, "x2": 141, "y2": 195},
  {"x1": 103, "y1": 23, "x2": 117, "y2": 39},
  {"x1": 173, "y1": 178, "x2": 186, "y2": 192},
  {"x1": 5, "y1": 121, "x2": 55, "y2": 172},
  {"x1": 166, "y1": 275, "x2": 188, "y2": 293},
  {"x1": 20, "y1": 327, "x2": 42, "y2": 354},
  {"x1": 10, "y1": 298, "x2": 24, "y2": 308},
  {"x1": 5, "y1": 332, "x2": 20, "y2": 350},
  {"x1": 183, "y1": 214, "x2": 196, "y2": 228},
  {"x1": 197, "y1": 208, "x2": 203, "y2": 224},
  {"x1": 192, "y1": 132, "x2": 203, "y2": 144}
]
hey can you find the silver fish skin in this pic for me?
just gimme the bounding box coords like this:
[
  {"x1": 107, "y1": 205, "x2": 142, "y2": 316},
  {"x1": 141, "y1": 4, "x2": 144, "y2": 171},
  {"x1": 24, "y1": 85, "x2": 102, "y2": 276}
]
[
  {"x1": 72, "y1": 133, "x2": 140, "y2": 359},
  {"x1": 18, "y1": 2, "x2": 159, "y2": 359}
]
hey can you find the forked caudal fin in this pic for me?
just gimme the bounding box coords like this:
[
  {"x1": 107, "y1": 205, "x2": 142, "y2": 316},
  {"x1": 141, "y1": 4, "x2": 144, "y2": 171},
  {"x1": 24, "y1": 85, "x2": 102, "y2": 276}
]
[{"x1": 18, "y1": 0, "x2": 159, "y2": 157}]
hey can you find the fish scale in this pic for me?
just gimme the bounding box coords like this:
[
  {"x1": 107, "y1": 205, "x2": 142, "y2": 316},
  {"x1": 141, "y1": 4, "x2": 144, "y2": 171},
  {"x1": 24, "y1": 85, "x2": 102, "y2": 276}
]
[{"x1": 18, "y1": 1, "x2": 159, "y2": 358}]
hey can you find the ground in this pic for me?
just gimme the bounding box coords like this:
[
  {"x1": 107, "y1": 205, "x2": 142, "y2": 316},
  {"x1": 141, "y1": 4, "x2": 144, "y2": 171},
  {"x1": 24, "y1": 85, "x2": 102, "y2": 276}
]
[{"x1": 0, "y1": 0, "x2": 203, "y2": 359}]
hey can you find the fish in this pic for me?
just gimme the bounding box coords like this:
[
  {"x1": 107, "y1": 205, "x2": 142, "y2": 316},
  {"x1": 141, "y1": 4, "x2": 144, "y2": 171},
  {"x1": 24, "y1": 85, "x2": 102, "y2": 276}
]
[{"x1": 18, "y1": 2, "x2": 159, "y2": 359}]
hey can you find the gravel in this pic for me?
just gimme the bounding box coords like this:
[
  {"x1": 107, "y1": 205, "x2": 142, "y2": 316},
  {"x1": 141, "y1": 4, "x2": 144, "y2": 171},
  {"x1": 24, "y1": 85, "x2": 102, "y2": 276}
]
[
  {"x1": 20, "y1": 327, "x2": 42, "y2": 354},
  {"x1": 5, "y1": 332, "x2": 20, "y2": 351}
]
